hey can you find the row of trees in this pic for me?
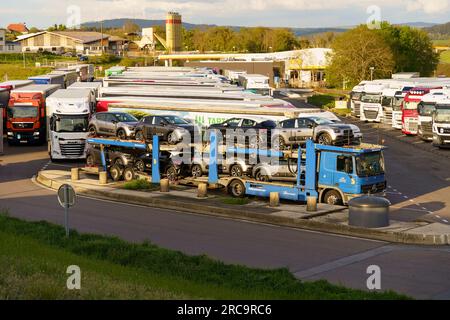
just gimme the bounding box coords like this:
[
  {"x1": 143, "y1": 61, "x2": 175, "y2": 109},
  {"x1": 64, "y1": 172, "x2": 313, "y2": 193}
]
[{"x1": 326, "y1": 23, "x2": 439, "y2": 88}]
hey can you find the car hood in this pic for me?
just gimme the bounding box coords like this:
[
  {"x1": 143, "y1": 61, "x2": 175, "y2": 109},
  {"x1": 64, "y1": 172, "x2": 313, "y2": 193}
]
[
  {"x1": 321, "y1": 123, "x2": 360, "y2": 131},
  {"x1": 120, "y1": 121, "x2": 139, "y2": 128}
]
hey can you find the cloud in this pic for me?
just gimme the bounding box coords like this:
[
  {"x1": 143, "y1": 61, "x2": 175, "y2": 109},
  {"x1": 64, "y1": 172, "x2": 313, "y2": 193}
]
[{"x1": 406, "y1": 0, "x2": 450, "y2": 14}]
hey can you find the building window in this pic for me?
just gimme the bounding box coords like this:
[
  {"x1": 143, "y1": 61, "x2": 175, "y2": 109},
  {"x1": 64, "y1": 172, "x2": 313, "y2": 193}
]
[{"x1": 0, "y1": 37, "x2": 3, "y2": 41}]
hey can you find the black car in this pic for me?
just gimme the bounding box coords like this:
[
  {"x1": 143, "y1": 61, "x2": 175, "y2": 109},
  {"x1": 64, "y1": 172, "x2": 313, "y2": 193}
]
[
  {"x1": 208, "y1": 117, "x2": 277, "y2": 147},
  {"x1": 134, "y1": 115, "x2": 198, "y2": 144}
]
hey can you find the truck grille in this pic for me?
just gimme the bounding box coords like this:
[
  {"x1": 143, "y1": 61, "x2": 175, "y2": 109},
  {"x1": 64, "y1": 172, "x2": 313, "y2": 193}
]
[
  {"x1": 421, "y1": 122, "x2": 433, "y2": 135},
  {"x1": 353, "y1": 104, "x2": 361, "y2": 117},
  {"x1": 12, "y1": 122, "x2": 33, "y2": 129},
  {"x1": 383, "y1": 110, "x2": 392, "y2": 124},
  {"x1": 364, "y1": 110, "x2": 379, "y2": 120},
  {"x1": 439, "y1": 127, "x2": 450, "y2": 134},
  {"x1": 60, "y1": 142, "x2": 86, "y2": 157},
  {"x1": 405, "y1": 118, "x2": 418, "y2": 133},
  {"x1": 362, "y1": 182, "x2": 386, "y2": 194}
]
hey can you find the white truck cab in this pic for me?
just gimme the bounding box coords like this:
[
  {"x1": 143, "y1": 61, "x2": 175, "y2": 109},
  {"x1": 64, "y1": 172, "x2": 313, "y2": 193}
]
[
  {"x1": 46, "y1": 89, "x2": 95, "y2": 160},
  {"x1": 360, "y1": 83, "x2": 388, "y2": 122},
  {"x1": 419, "y1": 90, "x2": 450, "y2": 141},
  {"x1": 350, "y1": 81, "x2": 369, "y2": 117},
  {"x1": 238, "y1": 74, "x2": 272, "y2": 96}
]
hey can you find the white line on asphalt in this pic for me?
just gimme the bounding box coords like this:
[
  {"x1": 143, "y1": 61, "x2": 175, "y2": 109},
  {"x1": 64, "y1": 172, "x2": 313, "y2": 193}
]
[
  {"x1": 443, "y1": 220, "x2": 449, "y2": 223},
  {"x1": 390, "y1": 206, "x2": 430, "y2": 213}
]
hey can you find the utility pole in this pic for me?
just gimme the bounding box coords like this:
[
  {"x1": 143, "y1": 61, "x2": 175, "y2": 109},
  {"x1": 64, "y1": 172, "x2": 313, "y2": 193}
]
[{"x1": 100, "y1": 21, "x2": 104, "y2": 54}]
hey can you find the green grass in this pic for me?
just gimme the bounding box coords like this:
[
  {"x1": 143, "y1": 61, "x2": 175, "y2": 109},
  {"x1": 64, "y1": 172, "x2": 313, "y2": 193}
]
[
  {"x1": 122, "y1": 179, "x2": 159, "y2": 191},
  {"x1": 307, "y1": 94, "x2": 337, "y2": 109},
  {"x1": 220, "y1": 197, "x2": 251, "y2": 205},
  {"x1": 0, "y1": 64, "x2": 53, "y2": 81},
  {"x1": 331, "y1": 108, "x2": 352, "y2": 116},
  {"x1": 0, "y1": 212, "x2": 410, "y2": 300},
  {"x1": 433, "y1": 39, "x2": 450, "y2": 47},
  {"x1": 440, "y1": 51, "x2": 450, "y2": 64}
]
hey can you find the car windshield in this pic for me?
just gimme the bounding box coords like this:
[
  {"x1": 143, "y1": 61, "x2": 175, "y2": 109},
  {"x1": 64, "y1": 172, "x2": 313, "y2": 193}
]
[
  {"x1": 114, "y1": 113, "x2": 137, "y2": 123},
  {"x1": 7, "y1": 105, "x2": 38, "y2": 118},
  {"x1": 434, "y1": 108, "x2": 450, "y2": 123},
  {"x1": 361, "y1": 94, "x2": 381, "y2": 103},
  {"x1": 54, "y1": 115, "x2": 89, "y2": 133},
  {"x1": 356, "y1": 152, "x2": 385, "y2": 177},
  {"x1": 311, "y1": 117, "x2": 334, "y2": 125},
  {"x1": 418, "y1": 103, "x2": 436, "y2": 116},
  {"x1": 404, "y1": 101, "x2": 419, "y2": 110},
  {"x1": 162, "y1": 116, "x2": 189, "y2": 125}
]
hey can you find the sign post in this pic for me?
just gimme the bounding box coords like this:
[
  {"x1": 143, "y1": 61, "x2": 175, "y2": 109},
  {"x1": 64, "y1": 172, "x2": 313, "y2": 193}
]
[{"x1": 57, "y1": 184, "x2": 76, "y2": 237}]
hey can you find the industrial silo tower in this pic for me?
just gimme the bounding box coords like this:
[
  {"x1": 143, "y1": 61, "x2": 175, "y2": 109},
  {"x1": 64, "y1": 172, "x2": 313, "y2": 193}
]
[{"x1": 166, "y1": 12, "x2": 182, "y2": 52}]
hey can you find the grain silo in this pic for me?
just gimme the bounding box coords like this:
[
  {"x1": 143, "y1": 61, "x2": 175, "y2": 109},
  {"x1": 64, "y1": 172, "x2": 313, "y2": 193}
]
[{"x1": 166, "y1": 12, "x2": 182, "y2": 52}]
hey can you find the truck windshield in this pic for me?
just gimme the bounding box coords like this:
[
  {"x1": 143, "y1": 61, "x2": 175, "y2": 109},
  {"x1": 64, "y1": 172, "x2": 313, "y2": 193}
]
[
  {"x1": 361, "y1": 94, "x2": 381, "y2": 103},
  {"x1": 7, "y1": 106, "x2": 38, "y2": 118},
  {"x1": 382, "y1": 96, "x2": 393, "y2": 107},
  {"x1": 434, "y1": 108, "x2": 450, "y2": 123},
  {"x1": 404, "y1": 101, "x2": 419, "y2": 110},
  {"x1": 418, "y1": 103, "x2": 436, "y2": 116},
  {"x1": 54, "y1": 115, "x2": 89, "y2": 133},
  {"x1": 351, "y1": 92, "x2": 362, "y2": 101},
  {"x1": 393, "y1": 96, "x2": 404, "y2": 111},
  {"x1": 356, "y1": 152, "x2": 385, "y2": 177}
]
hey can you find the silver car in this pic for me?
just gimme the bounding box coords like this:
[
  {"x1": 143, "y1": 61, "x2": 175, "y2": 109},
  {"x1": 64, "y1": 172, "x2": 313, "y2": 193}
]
[
  {"x1": 252, "y1": 159, "x2": 305, "y2": 182},
  {"x1": 88, "y1": 112, "x2": 139, "y2": 140},
  {"x1": 273, "y1": 117, "x2": 362, "y2": 149},
  {"x1": 190, "y1": 153, "x2": 253, "y2": 178}
]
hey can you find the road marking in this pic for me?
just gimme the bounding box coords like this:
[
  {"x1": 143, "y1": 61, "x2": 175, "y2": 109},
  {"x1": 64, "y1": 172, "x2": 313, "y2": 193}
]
[
  {"x1": 443, "y1": 220, "x2": 449, "y2": 223},
  {"x1": 293, "y1": 245, "x2": 399, "y2": 279}
]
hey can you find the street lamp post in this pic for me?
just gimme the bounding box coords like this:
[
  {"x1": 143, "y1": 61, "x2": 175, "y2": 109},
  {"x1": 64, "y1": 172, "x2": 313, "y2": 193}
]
[{"x1": 370, "y1": 67, "x2": 375, "y2": 81}]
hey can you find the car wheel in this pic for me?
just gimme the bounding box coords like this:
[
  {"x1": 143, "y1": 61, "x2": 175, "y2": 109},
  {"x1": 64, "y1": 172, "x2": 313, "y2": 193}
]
[
  {"x1": 317, "y1": 133, "x2": 333, "y2": 145},
  {"x1": 191, "y1": 164, "x2": 203, "y2": 178},
  {"x1": 228, "y1": 179, "x2": 246, "y2": 198},
  {"x1": 88, "y1": 125, "x2": 97, "y2": 136},
  {"x1": 117, "y1": 129, "x2": 127, "y2": 140},
  {"x1": 86, "y1": 154, "x2": 95, "y2": 167},
  {"x1": 167, "y1": 132, "x2": 178, "y2": 145},
  {"x1": 323, "y1": 190, "x2": 343, "y2": 206},
  {"x1": 110, "y1": 164, "x2": 123, "y2": 182},
  {"x1": 123, "y1": 167, "x2": 136, "y2": 182},
  {"x1": 134, "y1": 159, "x2": 145, "y2": 173},
  {"x1": 166, "y1": 166, "x2": 179, "y2": 182},
  {"x1": 271, "y1": 135, "x2": 286, "y2": 150},
  {"x1": 135, "y1": 130, "x2": 144, "y2": 141},
  {"x1": 255, "y1": 169, "x2": 269, "y2": 182},
  {"x1": 230, "y1": 164, "x2": 243, "y2": 177}
]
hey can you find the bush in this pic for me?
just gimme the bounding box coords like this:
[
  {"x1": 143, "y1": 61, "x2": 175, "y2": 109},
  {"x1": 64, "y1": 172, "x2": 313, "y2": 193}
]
[
  {"x1": 126, "y1": 110, "x2": 151, "y2": 120},
  {"x1": 307, "y1": 94, "x2": 337, "y2": 108},
  {"x1": 123, "y1": 179, "x2": 158, "y2": 191}
]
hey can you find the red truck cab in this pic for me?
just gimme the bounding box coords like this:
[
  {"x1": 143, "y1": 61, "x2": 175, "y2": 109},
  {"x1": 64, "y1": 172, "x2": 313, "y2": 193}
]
[
  {"x1": 6, "y1": 84, "x2": 60, "y2": 145},
  {"x1": 402, "y1": 87, "x2": 440, "y2": 135}
]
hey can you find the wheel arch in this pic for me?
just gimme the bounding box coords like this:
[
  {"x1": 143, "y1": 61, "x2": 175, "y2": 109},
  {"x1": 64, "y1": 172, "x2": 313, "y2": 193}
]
[{"x1": 319, "y1": 187, "x2": 346, "y2": 204}]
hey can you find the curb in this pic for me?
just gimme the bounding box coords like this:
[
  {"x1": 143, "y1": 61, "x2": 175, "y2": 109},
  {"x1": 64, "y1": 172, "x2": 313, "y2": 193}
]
[{"x1": 36, "y1": 172, "x2": 450, "y2": 246}]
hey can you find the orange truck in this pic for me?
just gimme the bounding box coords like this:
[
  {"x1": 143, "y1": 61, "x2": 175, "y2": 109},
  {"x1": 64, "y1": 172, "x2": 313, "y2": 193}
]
[{"x1": 6, "y1": 84, "x2": 60, "y2": 145}]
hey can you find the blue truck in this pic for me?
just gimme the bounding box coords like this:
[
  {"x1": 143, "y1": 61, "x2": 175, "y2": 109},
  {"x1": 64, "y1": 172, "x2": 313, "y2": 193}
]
[{"x1": 86, "y1": 134, "x2": 387, "y2": 206}]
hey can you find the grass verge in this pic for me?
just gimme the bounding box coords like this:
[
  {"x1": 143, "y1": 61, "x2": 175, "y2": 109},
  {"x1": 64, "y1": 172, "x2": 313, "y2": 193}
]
[
  {"x1": 122, "y1": 179, "x2": 159, "y2": 191},
  {"x1": 220, "y1": 197, "x2": 251, "y2": 205},
  {"x1": 0, "y1": 212, "x2": 409, "y2": 299}
]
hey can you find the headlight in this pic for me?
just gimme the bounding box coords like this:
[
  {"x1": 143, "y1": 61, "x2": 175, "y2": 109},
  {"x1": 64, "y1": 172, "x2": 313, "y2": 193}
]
[
  {"x1": 333, "y1": 128, "x2": 340, "y2": 133},
  {"x1": 33, "y1": 132, "x2": 40, "y2": 136},
  {"x1": 441, "y1": 128, "x2": 445, "y2": 134},
  {"x1": 7, "y1": 132, "x2": 13, "y2": 136}
]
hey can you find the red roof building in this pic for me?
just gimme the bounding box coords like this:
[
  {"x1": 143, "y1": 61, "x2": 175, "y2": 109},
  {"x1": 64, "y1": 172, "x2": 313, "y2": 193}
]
[{"x1": 7, "y1": 23, "x2": 29, "y2": 34}]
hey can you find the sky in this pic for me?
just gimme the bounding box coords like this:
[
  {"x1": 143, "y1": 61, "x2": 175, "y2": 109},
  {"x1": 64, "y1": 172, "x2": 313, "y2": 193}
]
[{"x1": 1, "y1": 0, "x2": 449, "y2": 29}]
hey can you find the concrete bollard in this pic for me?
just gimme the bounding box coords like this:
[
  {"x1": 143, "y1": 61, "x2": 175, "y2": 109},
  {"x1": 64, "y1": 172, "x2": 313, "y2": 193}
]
[
  {"x1": 160, "y1": 179, "x2": 170, "y2": 193},
  {"x1": 99, "y1": 171, "x2": 108, "y2": 185},
  {"x1": 71, "y1": 168, "x2": 80, "y2": 181},
  {"x1": 198, "y1": 183, "x2": 208, "y2": 198},
  {"x1": 306, "y1": 196, "x2": 318, "y2": 212},
  {"x1": 269, "y1": 192, "x2": 280, "y2": 207}
]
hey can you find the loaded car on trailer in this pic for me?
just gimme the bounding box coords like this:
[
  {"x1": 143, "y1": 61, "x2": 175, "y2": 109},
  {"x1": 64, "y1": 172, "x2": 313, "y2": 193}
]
[{"x1": 88, "y1": 112, "x2": 139, "y2": 140}]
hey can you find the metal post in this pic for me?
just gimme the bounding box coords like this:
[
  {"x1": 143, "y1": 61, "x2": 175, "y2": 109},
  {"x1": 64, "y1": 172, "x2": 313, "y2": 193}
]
[
  {"x1": 305, "y1": 139, "x2": 318, "y2": 198},
  {"x1": 64, "y1": 185, "x2": 69, "y2": 237},
  {"x1": 100, "y1": 144, "x2": 107, "y2": 172},
  {"x1": 152, "y1": 135, "x2": 160, "y2": 183},
  {"x1": 296, "y1": 147, "x2": 302, "y2": 188},
  {"x1": 208, "y1": 130, "x2": 219, "y2": 184}
]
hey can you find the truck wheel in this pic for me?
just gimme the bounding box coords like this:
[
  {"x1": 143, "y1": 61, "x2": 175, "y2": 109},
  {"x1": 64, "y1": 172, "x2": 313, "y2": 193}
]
[
  {"x1": 88, "y1": 125, "x2": 97, "y2": 136},
  {"x1": 230, "y1": 164, "x2": 243, "y2": 177},
  {"x1": 254, "y1": 169, "x2": 269, "y2": 182},
  {"x1": 191, "y1": 164, "x2": 203, "y2": 178},
  {"x1": 134, "y1": 159, "x2": 145, "y2": 173},
  {"x1": 135, "y1": 130, "x2": 144, "y2": 141},
  {"x1": 228, "y1": 180, "x2": 246, "y2": 198},
  {"x1": 117, "y1": 129, "x2": 127, "y2": 140},
  {"x1": 323, "y1": 190, "x2": 343, "y2": 206},
  {"x1": 110, "y1": 164, "x2": 123, "y2": 182},
  {"x1": 123, "y1": 167, "x2": 136, "y2": 182},
  {"x1": 317, "y1": 133, "x2": 333, "y2": 145}
]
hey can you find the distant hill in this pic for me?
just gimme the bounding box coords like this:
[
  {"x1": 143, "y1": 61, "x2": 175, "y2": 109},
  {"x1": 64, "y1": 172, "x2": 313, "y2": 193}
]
[
  {"x1": 425, "y1": 21, "x2": 450, "y2": 36},
  {"x1": 81, "y1": 19, "x2": 347, "y2": 36},
  {"x1": 396, "y1": 22, "x2": 437, "y2": 28}
]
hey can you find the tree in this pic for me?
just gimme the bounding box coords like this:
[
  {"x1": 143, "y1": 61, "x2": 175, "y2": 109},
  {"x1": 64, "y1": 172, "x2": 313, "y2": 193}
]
[
  {"x1": 326, "y1": 25, "x2": 395, "y2": 87},
  {"x1": 378, "y1": 23, "x2": 439, "y2": 76},
  {"x1": 123, "y1": 20, "x2": 140, "y2": 34}
]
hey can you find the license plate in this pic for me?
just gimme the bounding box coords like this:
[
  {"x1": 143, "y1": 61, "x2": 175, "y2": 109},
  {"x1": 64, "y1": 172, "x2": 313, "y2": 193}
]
[{"x1": 20, "y1": 140, "x2": 27, "y2": 144}]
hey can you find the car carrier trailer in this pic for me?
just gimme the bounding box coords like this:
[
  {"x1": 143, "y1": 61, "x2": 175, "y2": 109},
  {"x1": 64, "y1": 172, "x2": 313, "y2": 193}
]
[{"x1": 85, "y1": 132, "x2": 387, "y2": 206}]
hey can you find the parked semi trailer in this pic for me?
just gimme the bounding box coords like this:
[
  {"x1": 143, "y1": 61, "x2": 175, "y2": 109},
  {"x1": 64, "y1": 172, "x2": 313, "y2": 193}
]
[
  {"x1": 432, "y1": 100, "x2": 450, "y2": 148},
  {"x1": 6, "y1": 84, "x2": 60, "y2": 145},
  {"x1": 418, "y1": 90, "x2": 450, "y2": 141},
  {"x1": 46, "y1": 89, "x2": 96, "y2": 160}
]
